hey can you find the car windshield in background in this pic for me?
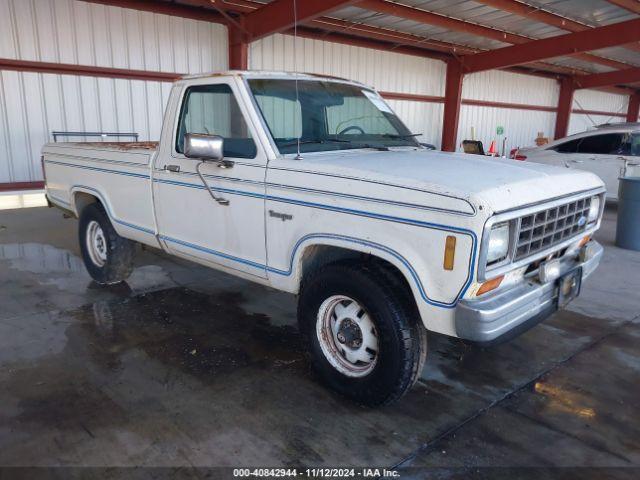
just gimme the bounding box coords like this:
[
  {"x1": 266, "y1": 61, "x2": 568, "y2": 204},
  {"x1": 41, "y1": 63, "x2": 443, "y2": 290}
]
[{"x1": 247, "y1": 79, "x2": 420, "y2": 155}]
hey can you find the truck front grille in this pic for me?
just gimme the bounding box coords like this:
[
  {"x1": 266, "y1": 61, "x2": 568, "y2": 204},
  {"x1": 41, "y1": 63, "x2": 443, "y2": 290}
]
[{"x1": 514, "y1": 197, "x2": 592, "y2": 261}]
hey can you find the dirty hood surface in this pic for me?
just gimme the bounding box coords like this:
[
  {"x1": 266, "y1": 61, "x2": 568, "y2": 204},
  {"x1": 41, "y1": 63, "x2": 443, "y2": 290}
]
[{"x1": 300, "y1": 148, "x2": 604, "y2": 213}]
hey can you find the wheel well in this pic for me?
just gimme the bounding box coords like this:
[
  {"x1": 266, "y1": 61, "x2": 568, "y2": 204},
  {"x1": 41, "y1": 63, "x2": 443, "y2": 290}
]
[
  {"x1": 73, "y1": 191, "x2": 100, "y2": 217},
  {"x1": 299, "y1": 245, "x2": 413, "y2": 298}
]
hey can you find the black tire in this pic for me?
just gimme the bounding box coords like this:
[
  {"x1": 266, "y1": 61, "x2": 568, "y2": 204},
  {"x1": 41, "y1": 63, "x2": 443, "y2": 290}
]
[
  {"x1": 78, "y1": 202, "x2": 135, "y2": 285},
  {"x1": 298, "y1": 260, "x2": 427, "y2": 406}
]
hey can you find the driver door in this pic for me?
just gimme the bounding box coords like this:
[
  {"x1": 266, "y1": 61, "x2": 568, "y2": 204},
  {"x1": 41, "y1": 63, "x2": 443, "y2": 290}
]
[
  {"x1": 621, "y1": 133, "x2": 640, "y2": 179},
  {"x1": 153, "y1": 79, "x2": 268, "y2": 279},
  {"x1": 574, "y1": 133, "x2": 627, "y2": 200}
]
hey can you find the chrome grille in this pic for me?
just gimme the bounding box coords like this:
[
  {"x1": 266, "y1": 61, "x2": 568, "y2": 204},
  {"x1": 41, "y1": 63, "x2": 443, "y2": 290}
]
[{"x1": 514, "y1": 197, "x2": 592, "y2": 260}]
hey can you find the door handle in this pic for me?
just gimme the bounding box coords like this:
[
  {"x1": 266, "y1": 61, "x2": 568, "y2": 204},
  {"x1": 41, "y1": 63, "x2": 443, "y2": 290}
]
[
  {"x1": 564, "y1": 159, "x2": 583, "y2": 167},
  {"x1": 216, "y1": 160, "x2": 234, "y2": 169},
  {"x1": 164, "y1": 164, "x2": 180, "y2": 173}
]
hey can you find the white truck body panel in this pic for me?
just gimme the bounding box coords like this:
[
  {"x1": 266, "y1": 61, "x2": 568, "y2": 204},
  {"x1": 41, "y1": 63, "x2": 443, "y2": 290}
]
[{"x1": 42, "y1": 71, "x2": 606, "y2": 339}]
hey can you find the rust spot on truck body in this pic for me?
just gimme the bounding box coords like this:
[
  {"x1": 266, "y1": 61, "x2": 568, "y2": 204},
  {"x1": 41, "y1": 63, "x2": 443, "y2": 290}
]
[{"x1": 64, "y1": 141, "x2": 159, "y2": 150}]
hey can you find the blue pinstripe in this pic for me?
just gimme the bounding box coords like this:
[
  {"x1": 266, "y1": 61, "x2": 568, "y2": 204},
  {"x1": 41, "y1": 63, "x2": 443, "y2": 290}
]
[{"x1": 47, "y1": 161, "x2": 478, "y2": 308}]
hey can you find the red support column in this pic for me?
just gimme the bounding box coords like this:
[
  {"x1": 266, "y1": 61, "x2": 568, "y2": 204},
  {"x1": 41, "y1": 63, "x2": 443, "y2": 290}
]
[
  {"x1": 441, "y1": 60, "x2": 464, "y2": 152},
  {"x1": 554, "y1": 77, "x2": 575, "y2": 140},
  {"x1": 626, "y1": 92, "x2": 640, "y2": 122},
  {"x1": 228, "y1": 24, "x2": 248, "y2": 70}
]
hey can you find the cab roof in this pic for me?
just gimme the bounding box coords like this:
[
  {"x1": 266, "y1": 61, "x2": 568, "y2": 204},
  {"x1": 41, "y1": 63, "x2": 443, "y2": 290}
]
[{"x1": 180, "y1": 70, "x2": 369, "y2": 88}]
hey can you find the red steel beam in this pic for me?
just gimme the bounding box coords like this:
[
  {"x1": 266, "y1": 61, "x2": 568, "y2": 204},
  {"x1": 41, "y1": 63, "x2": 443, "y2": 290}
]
[
  {"x1": 441, "y1": 60, "x2": 464, "y2": 152},
  {"x1": 243, "y1": 0, "x2": 358, "y2": 41},
  {"x1": 572, "y1": 108, "x2": 625, "y2": 118},
  {"x1": 474, "y1": 0, "x2": 591, "y2": 32},
  {"x1": 359, "y1": 0, "x2": 541, "y2": 44},
  {"x1": 80, "y1": 0, "x2": 225, "y2": 23},
  {"x1": 0, "y1": 56, "x2": 586, "y2": 115},
  {"x1": 381, "y1": 91, "x2": 626, "y2": 117},
  {"x1": 294, "y1": 27, "x2": 577, "y2": 79},
  {"x1": 228, "y1": 31, "x2": 248, "y2": 70},
  {"x1": 0, "y1": 181, "x2": 45, "y2": 192},
  {"x1": 309, "y1": 17, "x2": 478, "y2": 55},
  {"x1": 476, "y1": 0, "x2": 640, "y2": 54},
  {"x1": 627, "y1": 92, "x2": 640, "y2": 122},
  {"x1": 228, "y1": 16, "x2": 249, "y2": 70},
  {"x1": 293, "y1": 15, "x2": 584, "y2": 75},
  {"x1": 0, "y1": 58, "x2": 181, "y2": 82},
  {"x1": 292, "y1": 27, "x2": 451, "y2": 62},
  {"x1": 554, "y1": 77, "x2": 575, "y2": 139},
  {"x1": 358, "y1": 0, "x2": 630, "y2": 70},
  {"x1": 606, "y1": 0, "x2": 640, "y2": 14},
  {"x1": 460, "y1": 18, "x2": 640, "y2": 73},
  {"x1": 574, "y1": 66, "x2": 640, "y2": 90}
]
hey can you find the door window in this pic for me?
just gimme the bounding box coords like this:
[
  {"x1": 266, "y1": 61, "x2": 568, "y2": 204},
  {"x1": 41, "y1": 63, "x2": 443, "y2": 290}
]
[
  {"x1": 620, "y1": 133, "x2": 640, "y2": 156},
  {"x1": 554, "y1": 133, "x2": 625, "y2": 155},
  {"x1": 575, "y1": 133, "x2": 624, "y2": 155},
  {"x1": 553, "y1": 138, "x2": 581, "y2": 153},
  {"x1": 175, "y1": 84, "x2": 257, "y2": 159}
]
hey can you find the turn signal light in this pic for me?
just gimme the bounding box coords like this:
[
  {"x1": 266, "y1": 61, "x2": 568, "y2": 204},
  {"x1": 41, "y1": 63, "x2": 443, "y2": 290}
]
[
  {"x1": 578, "y1": 235, "x2": 591, "y2": 248},
  {"x1": 443, "y1": 235, "x2": 456, "y2": 271},
  {"x1": 476, "y1": 275, "x2": 504, "y2": 296}
]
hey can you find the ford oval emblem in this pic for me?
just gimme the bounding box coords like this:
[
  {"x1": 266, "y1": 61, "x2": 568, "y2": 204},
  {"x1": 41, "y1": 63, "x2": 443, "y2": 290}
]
[{"x1": 577, "y1": 216, "x2": 587, "y2": 227}]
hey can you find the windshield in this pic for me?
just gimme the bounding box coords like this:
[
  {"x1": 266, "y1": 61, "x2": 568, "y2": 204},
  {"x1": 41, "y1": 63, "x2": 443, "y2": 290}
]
[{"x1": 247, "y1": 79, "x2": 420, "y2": 154}]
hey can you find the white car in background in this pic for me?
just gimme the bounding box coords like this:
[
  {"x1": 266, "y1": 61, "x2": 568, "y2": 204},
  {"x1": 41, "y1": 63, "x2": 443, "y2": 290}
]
[{"x1": 515, "y1": 123, "x2": 640, "y2": 200}]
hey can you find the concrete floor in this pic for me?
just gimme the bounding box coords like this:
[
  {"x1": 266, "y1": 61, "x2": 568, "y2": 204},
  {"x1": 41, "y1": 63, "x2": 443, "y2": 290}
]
[{"x1": 0, "y1": 203, "x2": 638, "y2": 476}]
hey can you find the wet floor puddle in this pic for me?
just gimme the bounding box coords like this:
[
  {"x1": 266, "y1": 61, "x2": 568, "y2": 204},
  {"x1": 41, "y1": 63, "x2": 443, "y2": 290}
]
[
  {"x1": 1, "y1": 287, "x2": 306, "y2": 432},
  {"x1": 421, "y1": 309, "x2": 617, "y2": 401},
  {"x1": 75, "y1": 288, "x2": 305, "y2": 377},
  {"x1": 0, "y1": 243, "x2": 177, "y2": 296}
]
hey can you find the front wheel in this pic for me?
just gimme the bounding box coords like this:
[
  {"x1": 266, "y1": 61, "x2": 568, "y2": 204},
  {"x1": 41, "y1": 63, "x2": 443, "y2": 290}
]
[
  {"x1": 298, "y1": 261, "x2": 427, "y2": 406},
  {"x1": 79, "y1": 202, "x2": 136, "y2": 285}
]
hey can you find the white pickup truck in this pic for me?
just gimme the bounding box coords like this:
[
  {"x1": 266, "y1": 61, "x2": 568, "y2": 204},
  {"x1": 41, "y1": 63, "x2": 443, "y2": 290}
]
[{"x1": 43, "y1": 71, "x2": 605, "y2": 406}]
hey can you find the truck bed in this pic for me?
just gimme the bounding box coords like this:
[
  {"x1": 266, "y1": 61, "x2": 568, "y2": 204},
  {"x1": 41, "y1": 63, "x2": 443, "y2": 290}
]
[{"x1": 42, "y1": 141, "x2": 158, "y2": 245}]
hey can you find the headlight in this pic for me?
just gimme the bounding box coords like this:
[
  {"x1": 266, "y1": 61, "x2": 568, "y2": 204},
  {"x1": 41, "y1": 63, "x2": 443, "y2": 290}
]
[
  {"x1": 588, "y1": 196, "x2": 600, "y2": 223},
  {"x1": 486, "y1": 222, "x2": 510, "y2": 264}
]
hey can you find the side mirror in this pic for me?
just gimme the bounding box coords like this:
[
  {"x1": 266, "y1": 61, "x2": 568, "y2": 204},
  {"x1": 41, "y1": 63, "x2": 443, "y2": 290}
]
[{"x1": 184, "y1": 133, "x2": 224, "y2": 161}]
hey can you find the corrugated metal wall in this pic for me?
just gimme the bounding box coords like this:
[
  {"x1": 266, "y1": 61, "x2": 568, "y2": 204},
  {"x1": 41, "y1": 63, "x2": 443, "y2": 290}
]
[
  {"x1": 249, "y1": 34, "x2": 446, "y2": 147},
  {"x1": 568, "y1": 89, "x2": 629, "y2": 135},
  {"x1": 0, "y1": 0, "x2": 227, "y2": 184},
  {"x1": 458, "y1": 70, "x2": 558, "y2": 154}
]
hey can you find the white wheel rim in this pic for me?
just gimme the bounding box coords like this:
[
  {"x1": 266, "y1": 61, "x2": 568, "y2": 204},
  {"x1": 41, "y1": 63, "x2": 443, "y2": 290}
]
[
  {"x1": 316, "y1": 295, "x2": 379, "y2": 378},
  {"x1": 86, "y1": 220, "x2": 108, "y2": 267}
]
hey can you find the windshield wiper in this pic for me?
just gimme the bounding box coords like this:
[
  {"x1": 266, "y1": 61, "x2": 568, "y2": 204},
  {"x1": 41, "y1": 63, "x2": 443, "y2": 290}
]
[
  {"x1": 278, "y1": 138, "x2": 389, "y2": 151},
  {"x1": 382, "y1": 133, "x2": 422, "y2": 139},
  {"x1": 279, "y1": 138, "x2": 351, "y2": 147},
  {"x1": 346, "y1": 142, "x2": 389, "y2": 151}
]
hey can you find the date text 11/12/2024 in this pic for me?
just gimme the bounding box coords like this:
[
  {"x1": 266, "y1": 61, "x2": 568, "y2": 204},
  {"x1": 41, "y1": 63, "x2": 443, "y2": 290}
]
[{"x1": 233, "y1": 468, "x2": 400, "y2": 477}]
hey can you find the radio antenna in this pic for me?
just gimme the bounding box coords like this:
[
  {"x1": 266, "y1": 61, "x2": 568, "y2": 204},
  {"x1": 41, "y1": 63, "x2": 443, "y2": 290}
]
[{"x1": 293, "y1": 0, "x2": 302, "y2": 160}]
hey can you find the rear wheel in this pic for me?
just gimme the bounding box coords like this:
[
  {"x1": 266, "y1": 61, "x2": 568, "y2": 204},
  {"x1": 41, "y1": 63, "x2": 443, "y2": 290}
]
[
  {"x1": 79, "y1": 202, "x2": 135, "y2": 285},
  {"x1": 298, "y1": 261, "x2": 427, "y2": 406}
]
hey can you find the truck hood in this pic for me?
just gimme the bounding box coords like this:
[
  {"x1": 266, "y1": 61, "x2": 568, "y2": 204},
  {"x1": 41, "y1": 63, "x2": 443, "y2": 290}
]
[{"x1": 299, "y1": 148, "x2": 604, "y2": 214}]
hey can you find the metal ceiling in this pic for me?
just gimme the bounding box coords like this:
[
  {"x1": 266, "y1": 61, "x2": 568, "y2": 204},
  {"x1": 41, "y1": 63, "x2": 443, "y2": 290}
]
[{"x1": 175, "y1": 0, "x2": 640, "y2": 87}]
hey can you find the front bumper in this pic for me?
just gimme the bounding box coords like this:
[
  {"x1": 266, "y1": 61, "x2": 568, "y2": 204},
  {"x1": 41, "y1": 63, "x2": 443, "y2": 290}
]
[{"x1": 455, "y1": 240, "x2": 603, "y2": 344}]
